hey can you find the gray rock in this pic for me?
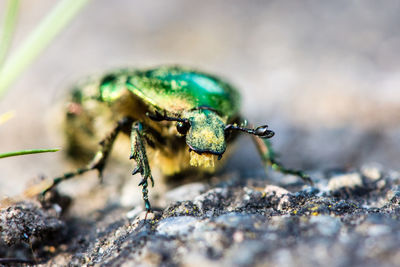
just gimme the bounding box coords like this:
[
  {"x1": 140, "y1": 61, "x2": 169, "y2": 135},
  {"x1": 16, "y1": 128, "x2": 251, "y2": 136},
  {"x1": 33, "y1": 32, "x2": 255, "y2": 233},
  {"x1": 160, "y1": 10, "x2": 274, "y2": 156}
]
[
  {"x1": 309, "y1": 215, "x2": 341, "y2": 237},
  {"x1": 2, "y1": 166, "x2": 400, "y2": 266},
  {"x1": 156, "y1": 216, "x2": 198, "y2": 236},
  {"x1": 328, "y1": 172, "x2": 363, "y2": 191},
  {"x1": 164, "y1": 183, "x2": 208, "y2": 205}
]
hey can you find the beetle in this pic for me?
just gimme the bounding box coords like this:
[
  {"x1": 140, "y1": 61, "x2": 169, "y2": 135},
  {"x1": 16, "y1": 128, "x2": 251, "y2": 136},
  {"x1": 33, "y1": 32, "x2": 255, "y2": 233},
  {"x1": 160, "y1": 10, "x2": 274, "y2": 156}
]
[{"x1": 40, "y1": 65, "x2": 311, "y2": 211}]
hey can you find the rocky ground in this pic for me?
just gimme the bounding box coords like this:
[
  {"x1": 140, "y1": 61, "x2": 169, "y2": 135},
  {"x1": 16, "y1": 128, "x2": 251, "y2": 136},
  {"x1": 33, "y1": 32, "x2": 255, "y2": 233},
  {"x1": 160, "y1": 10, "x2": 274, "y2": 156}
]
[{"x1": 1, "y1": 161, "x2": 400, "y2": 267}]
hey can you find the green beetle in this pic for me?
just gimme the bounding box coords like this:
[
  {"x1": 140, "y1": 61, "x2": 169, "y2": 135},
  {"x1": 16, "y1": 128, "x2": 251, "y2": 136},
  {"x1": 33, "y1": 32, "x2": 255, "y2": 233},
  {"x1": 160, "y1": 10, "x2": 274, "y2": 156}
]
[{"x1": 41, "y1": 65, "x2": 310, "y2": 211}]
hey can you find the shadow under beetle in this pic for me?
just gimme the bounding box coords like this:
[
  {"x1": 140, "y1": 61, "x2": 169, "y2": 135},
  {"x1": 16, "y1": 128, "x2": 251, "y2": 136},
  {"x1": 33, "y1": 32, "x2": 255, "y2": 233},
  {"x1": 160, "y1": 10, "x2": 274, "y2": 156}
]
[{"x1": 40, "y1": 65, "x2": 311, "y2": 211}]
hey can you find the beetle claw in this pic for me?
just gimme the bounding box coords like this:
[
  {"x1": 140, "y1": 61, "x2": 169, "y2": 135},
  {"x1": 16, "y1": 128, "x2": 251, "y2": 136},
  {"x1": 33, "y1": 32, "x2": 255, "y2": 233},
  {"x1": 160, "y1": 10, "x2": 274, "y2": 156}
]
[
  {"x1": 138, "y1": 178, "x2": 146, "y2": 186},
  {"x1": 132, "y1": 166, "x2": 142, "y2": 175}
]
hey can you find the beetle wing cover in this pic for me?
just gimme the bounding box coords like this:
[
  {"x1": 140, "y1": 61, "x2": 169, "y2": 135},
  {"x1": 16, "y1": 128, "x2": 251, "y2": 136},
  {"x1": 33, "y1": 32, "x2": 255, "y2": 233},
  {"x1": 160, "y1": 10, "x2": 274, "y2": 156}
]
[{"x1": 125, "y1": 66, "x2": 240, "y2": 118}]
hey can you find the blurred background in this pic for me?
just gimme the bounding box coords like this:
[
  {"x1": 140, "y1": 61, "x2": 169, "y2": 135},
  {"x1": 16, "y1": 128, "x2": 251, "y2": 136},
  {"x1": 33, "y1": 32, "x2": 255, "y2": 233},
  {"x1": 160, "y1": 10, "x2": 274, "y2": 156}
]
[{"x1": 1, "y1": 0, "x2": 400, "y2": 198}]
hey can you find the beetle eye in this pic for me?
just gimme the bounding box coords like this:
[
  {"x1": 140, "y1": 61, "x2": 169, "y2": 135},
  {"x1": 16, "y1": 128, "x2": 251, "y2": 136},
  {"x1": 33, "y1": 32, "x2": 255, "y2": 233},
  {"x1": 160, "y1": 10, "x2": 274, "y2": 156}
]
[{"x1": 176, "y1": 121, "x2": 190, "y2": 135}]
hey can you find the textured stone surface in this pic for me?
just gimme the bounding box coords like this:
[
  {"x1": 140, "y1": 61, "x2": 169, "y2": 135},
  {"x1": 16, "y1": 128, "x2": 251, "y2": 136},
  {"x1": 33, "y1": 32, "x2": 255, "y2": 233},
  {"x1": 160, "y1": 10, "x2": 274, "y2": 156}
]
[{"x1": 1, "y1": 164, "x2": 400, "y2": 266}]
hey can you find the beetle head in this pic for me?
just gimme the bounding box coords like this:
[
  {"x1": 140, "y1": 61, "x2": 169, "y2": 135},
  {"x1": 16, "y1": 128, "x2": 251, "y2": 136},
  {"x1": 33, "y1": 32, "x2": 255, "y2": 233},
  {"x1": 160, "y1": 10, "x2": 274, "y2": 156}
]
[
  {"x1": 181, "y1": 109, "x2": 226, "y2": 168},
  {"x1": 148, "y1": 109, "x2": 275, "y2": 170},
  {"x1": 147, "y1": 109, "x2": 226, "y2": 169}
]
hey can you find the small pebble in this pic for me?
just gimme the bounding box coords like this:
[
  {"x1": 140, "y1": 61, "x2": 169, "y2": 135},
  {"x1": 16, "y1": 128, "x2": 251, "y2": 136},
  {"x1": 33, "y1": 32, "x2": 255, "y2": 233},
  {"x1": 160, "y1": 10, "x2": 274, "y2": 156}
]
[
  {"x1": 361, "y1": 164, "x2": 382, "y2": 181},
  {"x1": 328, "y1": 173, "x2": 363, "y2": 191}
]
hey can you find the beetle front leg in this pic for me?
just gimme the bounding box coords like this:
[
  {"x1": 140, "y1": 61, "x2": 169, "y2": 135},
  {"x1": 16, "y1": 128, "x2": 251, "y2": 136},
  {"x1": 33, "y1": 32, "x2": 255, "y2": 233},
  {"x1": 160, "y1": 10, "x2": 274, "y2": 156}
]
[
  {"x1": 252, "y1": 136, "x2": 313, "y2": 185},
  {"x1": 130, "y1": 121, "x2": 154, "y2": 211},
  {"x1": 39, "y1": 118, "x2": 130, "y2": 197}
]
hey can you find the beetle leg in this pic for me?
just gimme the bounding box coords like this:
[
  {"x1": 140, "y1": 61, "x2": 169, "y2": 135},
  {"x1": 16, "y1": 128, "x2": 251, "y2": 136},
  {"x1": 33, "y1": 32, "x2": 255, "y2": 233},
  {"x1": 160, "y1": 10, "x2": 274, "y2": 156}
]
[
  {"x1": 252, "y1": 136, "x2": 313, "y2": 185},
  {"x1": 40, "y1": 118, "x2": 130, "y2": 197},
  {"x1": 130, "y1": 121, "x2": 153, "y2": 211}
]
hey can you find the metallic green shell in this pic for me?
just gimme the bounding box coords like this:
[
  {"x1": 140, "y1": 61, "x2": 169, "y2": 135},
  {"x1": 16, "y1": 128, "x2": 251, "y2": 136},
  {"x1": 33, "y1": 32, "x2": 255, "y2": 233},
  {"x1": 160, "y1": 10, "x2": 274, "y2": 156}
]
[{"x1": 99, "y1": 66, "x2": 240, "y2": 120}]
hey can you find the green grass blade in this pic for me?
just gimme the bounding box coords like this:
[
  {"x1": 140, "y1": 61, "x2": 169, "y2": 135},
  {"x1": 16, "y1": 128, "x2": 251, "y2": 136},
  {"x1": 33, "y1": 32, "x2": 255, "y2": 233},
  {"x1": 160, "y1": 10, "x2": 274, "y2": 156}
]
[
  {"x1": 0, "y1": 0, "x2": 91, "y2": 98},
  {"x1": 0, "y1": 0, "x2": 20, "y2": 70},
  {"x1": 0, "y1": 148, "x2": 59, "y2": 159}
]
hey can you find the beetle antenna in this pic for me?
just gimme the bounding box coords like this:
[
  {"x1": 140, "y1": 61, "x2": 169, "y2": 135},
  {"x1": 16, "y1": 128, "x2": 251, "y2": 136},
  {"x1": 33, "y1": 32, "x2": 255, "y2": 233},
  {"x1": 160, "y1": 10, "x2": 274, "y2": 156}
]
[
  {"x1": 225, "y1": 124, "x2": 274, "y2": 138},
  {"x1": 147, "y1": 111, "x2": 188, "y2": 123}
]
